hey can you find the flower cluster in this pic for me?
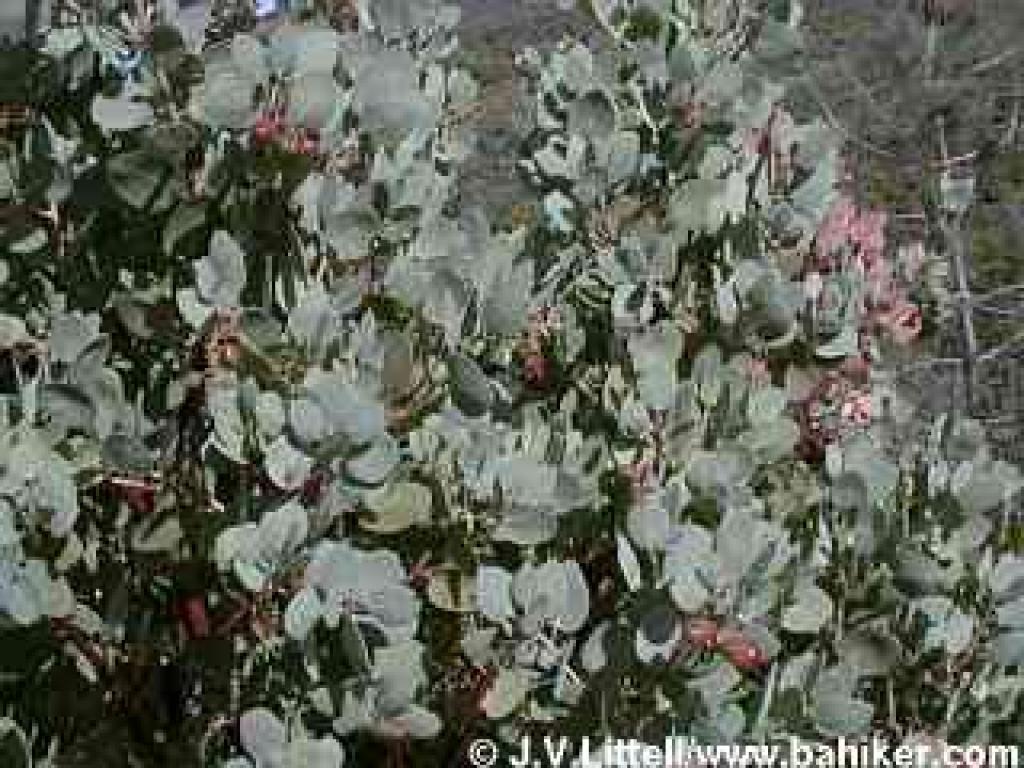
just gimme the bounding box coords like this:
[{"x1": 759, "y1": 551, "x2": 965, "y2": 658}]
[
  {"x1": 795, "y1": 196, "x2": 932, "y2": 458},
  {"x1": 683, "y1": 617, "x2": 769, "y2": 671},
  {"x1": 520, "y1": 304, "x2": 562, "y2": 389},
  {"x1": 797, "y1": 367, "x2": 877, "y2": 461},
  {"x1": 4, "y1": 2, "x2": 1020, "y2": 765},
  {"x1": 251, "y1": 108, "x2": 322, "y2": 156},
  {"x1": 809, "y1": 195, "x2": 924, "y2": 347}
]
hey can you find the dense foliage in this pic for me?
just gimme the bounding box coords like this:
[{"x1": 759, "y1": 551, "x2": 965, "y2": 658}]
[{"x1": 0, "y1": 1, "x2": 1022, "y2": 766}]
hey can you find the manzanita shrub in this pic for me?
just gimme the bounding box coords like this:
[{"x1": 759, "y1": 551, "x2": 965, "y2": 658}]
[{"x1": 1, "y1": 0, "x2": 1022, "y2": 766}]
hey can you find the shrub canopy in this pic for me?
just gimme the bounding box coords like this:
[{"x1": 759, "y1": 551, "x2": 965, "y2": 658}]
[{"x1": 0, "y1": 1, "x2": 1022, "y2": 765}]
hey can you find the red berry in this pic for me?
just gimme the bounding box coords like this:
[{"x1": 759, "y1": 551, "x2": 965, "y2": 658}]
[
  {"x1": 523, "y1": 353, "x2": 549, "y2": 388},
  {"x1": 476, "y1": 665, "x2": 502, "y2": 715},
  {"x1": 717, "y1": 627, "x2": 769, "y2": 671},
  {"x1": 252, "y1": 116, "x2": 280, "y2": 145},
  {"x1": 178, "y1": 595, "x2": 210, "y2": 640},
  {"x1": 684, "y1": 617, "x2": 720, "y2": 650},
  {"x1": 107, "y1": 476, "x2": 156, "y2": 516},
  {"x1": 300, "y1": 471, "x2": 325, "y2": 506},
  {"x1": 756, "y1": 131, "x2": 771, "y2": 157}
]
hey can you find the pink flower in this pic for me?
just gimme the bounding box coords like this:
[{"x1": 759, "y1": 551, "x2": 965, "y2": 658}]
[
  {"x1": 685, "y1": 617, "x2": 720, "y2": 650},
  {"x1": 717, "y1": 627, "x2": 770, "y2": 671},
  {"x1": 815, "y1": 195, "x2": 858, "y2": 266},
  {"x1": 252, "y1": 114, "x2": 282, "y2": 145},
  {"x1": 841, "y1": 391, "x2": 873, "y2": 427},
  {"x1": 814, "y1": 198, "x2": 888, "y2": 276},
  {"x1": 878, "y1": 300, "x2": 923, "y2": 345},
  {"x1": 851, "y1": 209, "x2": 886, "y2": 255},
  {"x1": 857, "y1": 244, "x2": 884, "y2": 276}
]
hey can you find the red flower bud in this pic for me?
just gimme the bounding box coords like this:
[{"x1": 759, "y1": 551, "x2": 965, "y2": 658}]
[
  {"x1": 107, "y1": 476, "x2": 156, "y2": 516},
  {"x1": 523, "y1": 352, "x2": 549, "y2": 389},
  {"x1": 717, "y1": 627, "x2": 769, "y2": 671},
  {"x1": 684, "y1": 617, "x2": 720, "y2": 650},
  {"x1": 300, "y1": 471, "x2": 326, "y2": 506},
  {"x1": 252, "y1": 115, "x2": 280, "y2": 145},
  {"x1": 178, "y1": 595, "x2": 210, "y2": 640}
]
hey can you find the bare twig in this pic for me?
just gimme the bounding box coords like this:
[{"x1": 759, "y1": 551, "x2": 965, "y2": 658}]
[
  {"x1": 971, "y1": 283, "x2": 1024, "y2": 303},
  {"x1": 936, "y1": 115, "x2": 979, "y2": 413},
  {"x1": 928, "y1": 150, "x2": 978, "y2": 170},
  {"x1": 922, "y1": 18, "x2": 938, "y2": 82},
  {"x1": 798, "y1": 73, "x2": 903, "y2": 160},
  {"x1": 999, "y1": 77, "x2": 1022, "y2": 149},
  {"x1": 972, "y1": 304, "x2": 1024, "y2": 317},
  {"x1": 836, "y1": 58, "x2": 892, "y2": 126},
  {"x1": 876, "y1": 357, "x2": 961, "y2": 380},
  {"x1": 966, "y1": 45, "x2": 1023, "y2": 79},
  {"x1": 978, "y1": 328, "x2": 1024, "y2": 364}
]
